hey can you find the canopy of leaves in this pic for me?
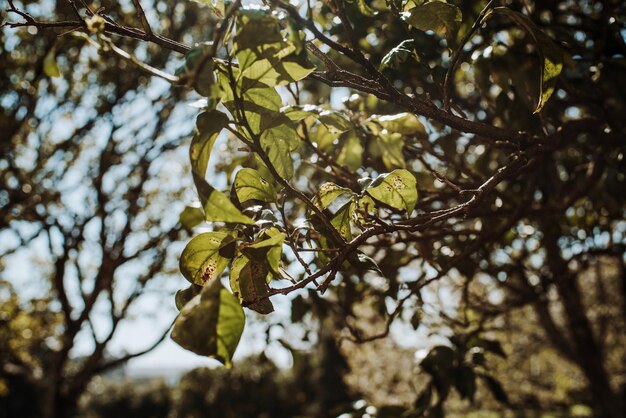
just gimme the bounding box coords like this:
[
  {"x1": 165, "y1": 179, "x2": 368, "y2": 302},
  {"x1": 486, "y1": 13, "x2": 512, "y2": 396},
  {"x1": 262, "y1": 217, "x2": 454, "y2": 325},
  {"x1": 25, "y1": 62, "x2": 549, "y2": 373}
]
[{"x1": 4, "y1": 0, "x2": 626, "y2": 416}]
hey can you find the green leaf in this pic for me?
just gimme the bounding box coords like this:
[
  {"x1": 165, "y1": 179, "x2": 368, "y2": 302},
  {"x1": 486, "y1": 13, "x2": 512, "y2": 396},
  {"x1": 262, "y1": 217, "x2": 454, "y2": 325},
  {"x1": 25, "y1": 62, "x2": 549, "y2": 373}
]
[
  {"x1": 318, "y1": 110, "x2": 352, "y2": 134},
  {"x1": 336, "y1": 131, "x2": 363, "y2": 171},
  {"x1": 171, "y1": 279, "x2": 245, "y2": 366},
  {"x1": 314, "y1": 182, "x2": 354, "y2": 210},
  {"x1": 179, "y1": 231, "x2": 237, "y2": 286},
  {"x1": 488, "y1": 8, "x2": 564, "y2": 112},
  {"x1": 259, "y1": 123, "x2": 299, "y2": 180},
  {"x1": 404, "y1": 1, "x2": 462, "y2": 41},
  {"x1": 234, "y1": 168, "x2": 277, "y2": 203},
  {"x1": 281, "y1": 104, "x2": 322, "y2": 122},
  {"x1": 240, "y1": 230, "x2": 285, "y2": 275},
  {"x1": 179, "y1": 205, "x2": 205, "y2": 231},
  {"x1": 43, "y1": 50, "x2": 61, "y2": 78},
  {"x1": 366, "y1": 169, "x2": 418, "y2": 213},
  {"x1": 352, "y1": 194, "x2": 376, "y2": 226},
  {"x1": 229, "y1": 254, "x2": 274, "y2": 314},
  {"x1": 378, "y1": 132, "x2": 406, "y2": 169},
  {"x1": 234, "y1": 6, "x2": 283, "y2": 51},
  {"x1": 366, "y1": 112, "x2": 425, "y2": 136},
  {"x1": 190, "y1": 110, "x2": 229, "y2": 184},
  {"x1": 216, "y1": 66, "x2": 287, "y2": 134},
  {"x1": 380, "y1": 40, "x2": 417, "y2": 71},
  {"x1": 331, "y1": 202, "x2": 354, "y2": 241},
  {"x1": 196, "y1": 179, "x2": 256, "y2": 225},
  {"x1": 237, "y1": 48, "x2": 315, "y2": 90}
]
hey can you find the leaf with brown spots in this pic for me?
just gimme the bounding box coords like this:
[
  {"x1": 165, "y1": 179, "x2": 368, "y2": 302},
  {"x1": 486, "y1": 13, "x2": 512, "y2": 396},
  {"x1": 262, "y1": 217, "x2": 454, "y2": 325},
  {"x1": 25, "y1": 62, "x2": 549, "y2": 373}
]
[
  {"x1": 179, "y1": 231, "x2": 237, "y2": 286},
  {"x1": 366, "y1": 169, "x2": 418, "y2": 213}
]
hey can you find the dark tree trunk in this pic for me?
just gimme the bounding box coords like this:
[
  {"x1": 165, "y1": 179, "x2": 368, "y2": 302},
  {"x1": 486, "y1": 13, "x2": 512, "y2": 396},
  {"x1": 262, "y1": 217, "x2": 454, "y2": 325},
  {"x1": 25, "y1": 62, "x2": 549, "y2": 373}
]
[
  {"x1": 541, "y1": 224, "x2": 624, "y2": 418},
  {"x1": 40, "y1": 374, "x2": 82, "y2": 418}
]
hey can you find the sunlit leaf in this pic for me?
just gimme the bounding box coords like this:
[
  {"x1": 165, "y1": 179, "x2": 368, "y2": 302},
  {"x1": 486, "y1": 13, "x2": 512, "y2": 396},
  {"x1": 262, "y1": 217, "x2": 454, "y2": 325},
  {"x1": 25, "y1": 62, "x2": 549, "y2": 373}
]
[
  {"x1": 378, "y1": 132, "x2": 406, "y2": 169},
  {"x1": 196, "y1": 179, "x2": 256, "y2": 225},
  {"x1": 318, "y1": 110, "x2": 352, "y2": 134},
  {"x1": 314, "y1": 182, "x2": 354, "y2": 210},
  {"x1": 259, "y1": 123, "x2": 299, "y2": 179},
  {"x1": 179, "y1": 231, "x2": 237, "y2": 286},
  {"x1": 192, "y1": 0, "x2": 225, "y2": 17},
  {"x1": 366, "y1": 169, "x2": 418, "y2": 213},
  {"x1": 234, "y1": 168, "x2": 277, "y2": 203},
  {"x1": 217, "y1": 69, "x2": 285, "y2": 134},
  {"x1": 331, "y1": 202, "x2": 354, "y2": 241},
  {"x1": 234, "y1": 6, "x2": 283, "y2": 51},
  {"x1": 404, "y1": 1, "x2": 462, "y2": 41},
  {"x1": 380, "y1": 39, "x2": 417, "y2": 71},
  {"x1": 336, "y1": 131, "x2": 363, "y2": 171},
  {"x1": 366, "y1": 112, "x2": 425, "y2": 136},
  {"x1": 237, "y1": 48, "x2": 315, "y2": 90}
]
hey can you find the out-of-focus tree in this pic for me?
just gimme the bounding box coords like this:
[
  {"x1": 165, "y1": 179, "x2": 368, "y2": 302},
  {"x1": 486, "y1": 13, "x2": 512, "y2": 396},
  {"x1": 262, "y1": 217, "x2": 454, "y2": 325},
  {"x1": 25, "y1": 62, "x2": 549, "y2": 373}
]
[
  {"x1": 0, "y1": 1, "x2": 218, "y2": 417},
  {"x1": 78, "y1": 378, "x2": 172, "y2": 418},
  {"x1": 78, "y1": 336, "x2": 356, "y2": 418},
  {"x1": 173, "y1": 335, "x2": 355, "y2": 418},
  {"x1": 4, "y1": 0, "x2": 626, "y2": 417}
]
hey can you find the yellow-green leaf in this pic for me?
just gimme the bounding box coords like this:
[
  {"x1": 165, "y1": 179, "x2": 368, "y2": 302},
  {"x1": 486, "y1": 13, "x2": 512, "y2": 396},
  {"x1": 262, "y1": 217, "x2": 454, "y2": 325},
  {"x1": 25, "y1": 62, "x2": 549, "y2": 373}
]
[
  {"x1": 179, "y1": 231, "x2": 236, "y2": 286},
  {"x1": 43, "y1": 50, "x2": 61, "y2": 78},
  {"x1": 337, "y1": 131, "x2": 363, "y2": 171},
  {"x1": 366, "y1": 113, "x2": 425, "y2": 136},
  {"x1": 259, "y1": 124, "x2": 299, "y2": 180},
  {"x1": 366, "y1": 169, "x2": 418, "y2": 213},
  {"x1": 404, "y1": 1, "x2": 462, "y2": 41},
  {"x1": 234, "y1": 168, "x2": 277, "y2": 203},
  {"x1": 199, "y1": 181, "x2": 256, "y2": 225},
  {"x1": 314, "y1": 182, "x2": 354, "y2": 210}
]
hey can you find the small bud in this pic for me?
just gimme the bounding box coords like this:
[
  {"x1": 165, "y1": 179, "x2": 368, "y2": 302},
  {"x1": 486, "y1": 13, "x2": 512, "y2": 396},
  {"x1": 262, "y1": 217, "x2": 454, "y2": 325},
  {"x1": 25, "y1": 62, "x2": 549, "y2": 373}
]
[{"x1": 86, "y1": 15, "x2": 106, "y2": 34}]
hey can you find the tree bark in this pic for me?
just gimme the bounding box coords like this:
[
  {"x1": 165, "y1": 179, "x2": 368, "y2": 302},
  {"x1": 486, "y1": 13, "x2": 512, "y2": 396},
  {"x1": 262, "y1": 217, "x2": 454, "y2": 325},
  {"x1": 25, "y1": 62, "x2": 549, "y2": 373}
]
[{"x1": 541, "y1": 223, "x2": 624, "y2": 418}]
